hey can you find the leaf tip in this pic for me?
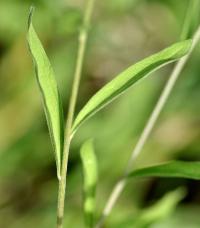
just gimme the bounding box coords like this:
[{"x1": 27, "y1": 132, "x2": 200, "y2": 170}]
[
  {"x1": 80, "y1": 139, "x2": 94, "y2": 158},
  {"x1": 28, "y1": 5, "x2": 35, "y2": 29}
]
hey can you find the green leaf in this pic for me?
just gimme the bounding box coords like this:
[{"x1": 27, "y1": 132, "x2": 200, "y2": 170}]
[
  {"x1": 133, "y1": 188, "x2": 186, "y2": 228},
  {"x1": 27, "y1": 7, "x2": 64, "y2": 180},
  {"x1": 128, "y1": 161, "x2": 200, "y2": 180},
  {"x1": 181, "y1": 0, "x2": 200, "y2": 40},
  {"x1": 80, "y1": 140, "x2": 98, "y2": 228},
  {"x1": 72, "y1": 40, "x2": 192, "y2": 134},
  {"x1": 112, "y1": 187, "x2": 185, "y2": 228}
]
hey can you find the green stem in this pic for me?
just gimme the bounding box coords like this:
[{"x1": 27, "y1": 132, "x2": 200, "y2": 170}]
[{"x1": 57, "y1": 0, "x2": 95, "y2": 227}]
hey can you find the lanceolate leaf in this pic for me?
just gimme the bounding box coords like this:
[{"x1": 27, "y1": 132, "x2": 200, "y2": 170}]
[
  {"x1": 27, "y1": 8, "x2": 64, "y2": 180},
  {"x1": 132, "y1": 188, "x2": 186, "y2": 228},
  {"x1": 128, "y1": 161, "x2": 200, "y2": 180},
  {"x1": 80, "y1": 140, "x2": 98, "y2": 228},
  {"x1": 115, "y1": 188, "x2": 185, "y2": 227},
  {"x1": 72, "y1": 40, "x2": 191, "y2": 134}
]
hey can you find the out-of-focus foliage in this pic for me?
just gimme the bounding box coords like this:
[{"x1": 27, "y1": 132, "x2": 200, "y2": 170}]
[
  {"x1": 0, "y1": 0, "x2": 200, "y2": 227},
  {"x1": 114, "y1": 187, "x2": 186, "y2": 228},
  {"x1": 80, "y1": 140, "x2": 98, "y2": 228}
]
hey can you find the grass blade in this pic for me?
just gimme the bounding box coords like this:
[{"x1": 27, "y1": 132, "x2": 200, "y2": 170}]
[
  {"x1": 133, "y1": 187, "x2": 186, "y2": 228},
  {"x1": 181, "y1": 0, "x2": 200, "y2": 40},
  {"x1": 128, "y1": 161, "x2": 200, "y2": 180},
  {"x1": 80, "y1": 140, "x2": 98, "y2": 228},
  {"x1": 72, "y1": 40, "x2": 192, "y2": 134},
  {"x1": 27, "y1": 7, "x2": 64, "y2": 180}
]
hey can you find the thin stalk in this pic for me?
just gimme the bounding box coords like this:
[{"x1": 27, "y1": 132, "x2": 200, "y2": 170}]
[
  {"x1": 57, "y1": 0, "x2": 95, "y2": 227},
  {"x1": 96, "y1": 25, "x2": 200, "y2": 228}
]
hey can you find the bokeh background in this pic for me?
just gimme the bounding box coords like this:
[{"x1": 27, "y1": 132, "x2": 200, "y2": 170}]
[{"x1": 1, "y1": 0, "x2": 200, "y2": 227}]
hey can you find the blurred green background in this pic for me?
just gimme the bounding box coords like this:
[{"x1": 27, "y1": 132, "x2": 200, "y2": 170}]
[{"x1": 1, "y1": 0, "x2": 200, "y2": 227}]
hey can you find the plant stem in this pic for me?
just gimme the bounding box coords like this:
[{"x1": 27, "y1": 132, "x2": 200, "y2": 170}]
[
  {"x1": 96, "y1": 24, "x2": 200, "y2": 228},
  {"x1": 57, "y1": 0, "x2": 95, "y2": 227}
]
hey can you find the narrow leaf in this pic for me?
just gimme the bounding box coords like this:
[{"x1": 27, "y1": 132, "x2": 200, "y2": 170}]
[
  {"x1": 128, "y1": 161, "x2": 200, "y2": 180},
  {"x1": 181, "y1": 0, "x2": 200, "y2": 40},
  {"x1": 112, "y1": 188, "x2": 185, "y2": 228},
  {"x1": 80, "y1": 140, "x2": 98, "y2": 228},
  {"x1": 27, "y1": 7, "x2": 64, "y2": 180},
  {"x1": 72, "y1": 40, "x2": 192, "y2": 133},
  {"x1": 133, "y1": 187, "x2": 186, "y2": 228}
]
